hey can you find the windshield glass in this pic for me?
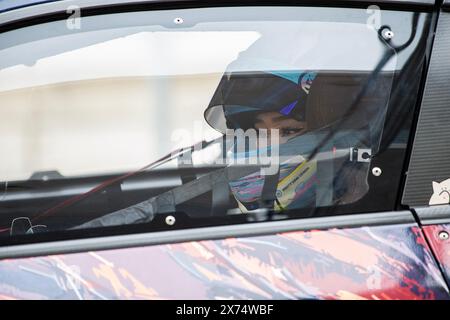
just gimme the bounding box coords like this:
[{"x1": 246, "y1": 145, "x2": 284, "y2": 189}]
[{"x1": 0, "y1": 6, "x2": 429, "y2": 240}]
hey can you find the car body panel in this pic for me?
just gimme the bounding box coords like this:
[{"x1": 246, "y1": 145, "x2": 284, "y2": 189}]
[
  {"x1": 0, "y1": 223, "x2": 448, "y2": 300},
  {"x1": 0, "y1": 0, "x2": 447, "y2": 301},
  {"x1": 422, "y1": 224, "x2": 450, "y2": 286}
]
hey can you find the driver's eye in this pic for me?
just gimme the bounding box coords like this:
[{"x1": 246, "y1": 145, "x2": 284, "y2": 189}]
[{"x1": 281, "y1": 128, "x2": 303, "y2": 136}]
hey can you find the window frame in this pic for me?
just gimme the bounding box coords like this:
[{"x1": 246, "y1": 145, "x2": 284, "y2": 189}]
[{"x1": 0, "y1": 0, "x2": 438, "y2": 250}]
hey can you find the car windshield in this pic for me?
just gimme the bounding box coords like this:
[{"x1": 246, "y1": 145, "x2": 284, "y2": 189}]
[{"x1": 0, "y1": 6, "x2": 429, "y2": 241}]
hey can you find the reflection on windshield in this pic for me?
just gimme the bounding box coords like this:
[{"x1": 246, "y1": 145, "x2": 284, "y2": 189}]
[{"x1": 0, "y1": 6, "x2": 427, "y2": 239}]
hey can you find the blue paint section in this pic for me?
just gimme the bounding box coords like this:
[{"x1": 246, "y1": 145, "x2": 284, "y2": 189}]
[
  {"x1": 279, "y1": 100, "x2": 298, "y2": 116},
  {"x1": 268, "y1": 71, "x2": 303, "y2": 84}
]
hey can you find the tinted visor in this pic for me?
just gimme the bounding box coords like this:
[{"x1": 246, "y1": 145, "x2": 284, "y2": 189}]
[
  {"x1": 205, "y1": 69, "x2": 395, "y2": 154},
  {"x1": 205, "y1": 71, "x2": 314, "y2": 132}
]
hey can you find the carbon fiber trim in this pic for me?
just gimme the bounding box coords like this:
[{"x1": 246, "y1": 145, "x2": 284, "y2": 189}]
[
  {"x1": 402, "y1": 12, "x2": 450, "y2": 207},
  {"x1": 414, "y1": 205, "x2": 450, "y2": 224}
]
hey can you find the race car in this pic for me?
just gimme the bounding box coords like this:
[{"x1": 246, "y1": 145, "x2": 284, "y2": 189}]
[{"x1": 0, "y1": 0, "x2": 449, "y2": 300}]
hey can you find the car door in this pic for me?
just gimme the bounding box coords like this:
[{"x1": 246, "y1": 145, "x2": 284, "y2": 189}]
[
  {"x1": 0, "y1": 0, "x2": 448, "y2": 300},
  {"x1": 402, "y1": 0, "x2": 450, "y2": 290}
]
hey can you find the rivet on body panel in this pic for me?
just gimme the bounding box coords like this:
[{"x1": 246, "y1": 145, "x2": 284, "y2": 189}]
[
  {"x1": 165, "y1": 215, "x2": 176, "y2": 226},
  {"x1": 438, "y1": 231, "x2": 449, "y2": 241}
]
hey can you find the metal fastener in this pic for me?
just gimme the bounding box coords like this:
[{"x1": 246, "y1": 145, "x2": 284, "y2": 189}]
[
  {"x1": 174, "y1": 17, "x2": 184, "y2": 25},
  {"x1": 357, "y1": 148, "x2": 372, "y2": 163},
  {"x1": 382, "y1": 29, "x2": 394, "y2": 40},
  {"x1": 165, "y1": 215, "x2": 176, "y2": 226},
  {"x1": 438, "y1": 231, "x2": 449, "y2": 241},
  {"x1": 372, "y1": 167, "x2": 382, "y2": 177}
]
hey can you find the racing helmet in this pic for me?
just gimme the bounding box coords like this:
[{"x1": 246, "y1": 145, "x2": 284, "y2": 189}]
[{"x1": 203, "y1": 33, "x2": 394, "y2": 211}]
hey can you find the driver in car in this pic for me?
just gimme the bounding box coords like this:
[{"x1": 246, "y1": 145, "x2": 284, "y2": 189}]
[
  {"x1": 72, "y1": 65, "x2": 373, "y2": 230},
  {"x1": 64, "y1": 43, "x2": 377, "y2": 229},
  {"x1": 204, "y1": 67, "x2": 370, "y2": 214}
]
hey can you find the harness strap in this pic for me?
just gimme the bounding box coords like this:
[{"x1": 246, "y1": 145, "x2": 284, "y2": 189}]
[
  {"x1": 74, "y1": 165, "x2": 260, "y2": 229},
  {"x1": 259, "y1": 168, "x2": 281, "y2": 209}
]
